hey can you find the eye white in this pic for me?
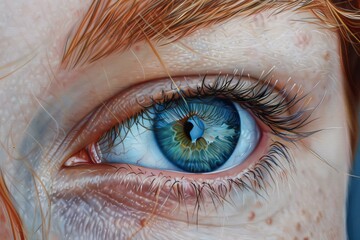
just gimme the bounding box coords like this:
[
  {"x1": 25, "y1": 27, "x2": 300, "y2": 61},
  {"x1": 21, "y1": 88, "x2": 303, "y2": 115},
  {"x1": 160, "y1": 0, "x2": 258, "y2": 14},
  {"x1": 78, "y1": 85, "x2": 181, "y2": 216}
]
[{"x1": 100, "y1": 102, "x2": 260, "y2": 173}]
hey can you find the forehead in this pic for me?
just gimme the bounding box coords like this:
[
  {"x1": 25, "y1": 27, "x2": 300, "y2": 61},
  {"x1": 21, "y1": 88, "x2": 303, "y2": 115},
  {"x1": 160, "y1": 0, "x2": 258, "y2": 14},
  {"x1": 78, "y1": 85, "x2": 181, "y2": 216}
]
[{"x1": 62, "y1": 0, "x2": 332, "y2": 68}]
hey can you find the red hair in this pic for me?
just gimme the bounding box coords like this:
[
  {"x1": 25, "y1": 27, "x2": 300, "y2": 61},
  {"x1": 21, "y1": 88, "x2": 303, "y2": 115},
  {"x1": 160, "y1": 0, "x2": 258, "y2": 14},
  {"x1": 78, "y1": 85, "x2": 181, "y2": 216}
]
[{"x1": 0, "y1": 173, "x2": 24, "y2": 239}]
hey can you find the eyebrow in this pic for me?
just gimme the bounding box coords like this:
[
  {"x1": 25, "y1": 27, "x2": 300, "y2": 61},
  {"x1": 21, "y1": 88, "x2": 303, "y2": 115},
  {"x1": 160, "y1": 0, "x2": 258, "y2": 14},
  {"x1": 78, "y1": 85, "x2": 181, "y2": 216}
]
[{"x1": 62, "y1": 0, "x2": 323, "y2": 69}]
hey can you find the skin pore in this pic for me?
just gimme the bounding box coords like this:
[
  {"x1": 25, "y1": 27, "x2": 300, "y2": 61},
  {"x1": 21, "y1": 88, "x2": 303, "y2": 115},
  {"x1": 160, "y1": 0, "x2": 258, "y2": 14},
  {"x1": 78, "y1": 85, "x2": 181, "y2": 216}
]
[{"x1": 0, "y1": 0, "x2": 358, "y2": 239}]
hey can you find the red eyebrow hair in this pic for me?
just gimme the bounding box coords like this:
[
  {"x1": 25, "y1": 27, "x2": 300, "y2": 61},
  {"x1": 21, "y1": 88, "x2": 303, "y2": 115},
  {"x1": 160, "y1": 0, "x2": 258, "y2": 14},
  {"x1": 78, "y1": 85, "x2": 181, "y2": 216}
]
[{"x1": 61, "y1": 0, "x2": 360, "y2": 69}]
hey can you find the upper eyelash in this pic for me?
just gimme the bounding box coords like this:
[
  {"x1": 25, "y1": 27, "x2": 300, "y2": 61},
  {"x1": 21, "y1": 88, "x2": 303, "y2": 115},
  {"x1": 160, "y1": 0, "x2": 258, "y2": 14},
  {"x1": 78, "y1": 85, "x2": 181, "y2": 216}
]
[{"x1": 99, "y1": 73, "x2": 316, "y2": 150}]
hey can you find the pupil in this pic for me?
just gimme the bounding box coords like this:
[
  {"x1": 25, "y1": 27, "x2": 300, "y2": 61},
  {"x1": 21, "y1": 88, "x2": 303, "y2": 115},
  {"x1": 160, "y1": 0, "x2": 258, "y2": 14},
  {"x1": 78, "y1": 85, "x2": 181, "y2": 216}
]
[
  {"x1": 183, "y1": 121, "x2": 194, "y2": 139},
  {"x1": 184, "y1": 116, "x2": 205, "y2": 143}
]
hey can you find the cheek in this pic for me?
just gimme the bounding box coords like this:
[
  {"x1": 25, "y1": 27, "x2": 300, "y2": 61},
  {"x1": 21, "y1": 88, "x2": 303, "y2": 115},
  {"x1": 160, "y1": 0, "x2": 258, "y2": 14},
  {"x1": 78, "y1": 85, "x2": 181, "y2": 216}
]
[
  {"x1": 50, "y1": 169, "x2": 191, "y2": 239},
  {"x1": 268, "y1": 141, "x2": 348, "y2": 239},
  {"x1": 49, "y1": 163, "x2": 289, "y2": 239},
  {"x1": 50, "y1": 170, "x2": 160, "y2": 239}
]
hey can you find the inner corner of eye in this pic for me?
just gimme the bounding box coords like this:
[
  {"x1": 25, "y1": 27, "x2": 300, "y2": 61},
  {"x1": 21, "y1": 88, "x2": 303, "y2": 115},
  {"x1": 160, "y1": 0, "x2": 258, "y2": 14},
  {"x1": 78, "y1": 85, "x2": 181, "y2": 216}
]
[
  {"x1": 64, "y1": 96, "x2": 263, "y2": 177},
  {"x1": 64, "y1": 143, "x2": 100, "y2": 167}
]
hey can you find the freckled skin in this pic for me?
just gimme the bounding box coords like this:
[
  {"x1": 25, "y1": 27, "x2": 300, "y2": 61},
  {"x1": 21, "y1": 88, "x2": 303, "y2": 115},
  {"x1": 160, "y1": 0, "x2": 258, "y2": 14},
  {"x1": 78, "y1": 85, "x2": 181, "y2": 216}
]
[
  {"x1": 248, "y1": 211, "x2": 256, "y2": 221},
  {"x1": 0, "y1": 1, "x2": 351, "y2": 240},
  {"x1": 134, "y1": 45, "x2": 142, "y2": 52},
  {"x1": 294, "y1": 31, "x2": 312, "y2": 50},
  {"x1": 323, "y1": 51, "x2": 331, "y2": 61}
]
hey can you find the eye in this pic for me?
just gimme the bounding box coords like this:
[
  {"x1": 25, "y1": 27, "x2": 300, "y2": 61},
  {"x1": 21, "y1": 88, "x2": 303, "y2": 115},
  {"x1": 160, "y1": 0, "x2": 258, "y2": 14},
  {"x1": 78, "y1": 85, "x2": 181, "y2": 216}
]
[
  {"x1": 58, "y1": 73, "x2": 314, "y2": 229},
  {"x1": 64, "y1": 74, "x2": 310, "y2": 181},
  {"x1": 92, "y1": 97, "x2": 259, "y2": 173}
]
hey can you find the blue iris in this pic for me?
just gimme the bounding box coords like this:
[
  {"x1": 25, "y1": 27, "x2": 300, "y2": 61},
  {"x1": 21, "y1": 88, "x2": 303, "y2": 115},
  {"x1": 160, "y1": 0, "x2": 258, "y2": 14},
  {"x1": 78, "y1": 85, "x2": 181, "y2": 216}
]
[{"x1": 153, "y1": 98, "x2": 241, "y2": 173}]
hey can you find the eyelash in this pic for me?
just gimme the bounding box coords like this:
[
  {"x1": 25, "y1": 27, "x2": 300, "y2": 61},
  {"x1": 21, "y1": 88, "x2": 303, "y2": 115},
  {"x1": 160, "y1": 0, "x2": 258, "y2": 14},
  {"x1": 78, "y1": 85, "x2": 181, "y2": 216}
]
[
  {"x1": 66, "y1": 73, "x2": 316, "y2": 217},
  {"x1": 98, "y1": 73, "x2": 313, "y2": 151}
]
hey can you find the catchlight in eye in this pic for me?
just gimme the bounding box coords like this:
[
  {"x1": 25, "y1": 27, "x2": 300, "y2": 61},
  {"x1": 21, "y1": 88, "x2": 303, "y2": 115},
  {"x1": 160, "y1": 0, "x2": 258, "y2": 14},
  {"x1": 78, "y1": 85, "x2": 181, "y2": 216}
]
[{"x1": 95, "y1": 97, "x2": 260, "y2": 174}]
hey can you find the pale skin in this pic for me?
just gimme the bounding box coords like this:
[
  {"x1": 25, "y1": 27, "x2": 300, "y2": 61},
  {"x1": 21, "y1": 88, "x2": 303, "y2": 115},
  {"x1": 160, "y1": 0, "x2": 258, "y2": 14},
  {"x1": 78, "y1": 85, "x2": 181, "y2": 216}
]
[{"x1": 0, "y1": 1, "x2": 352, "y2": 239}]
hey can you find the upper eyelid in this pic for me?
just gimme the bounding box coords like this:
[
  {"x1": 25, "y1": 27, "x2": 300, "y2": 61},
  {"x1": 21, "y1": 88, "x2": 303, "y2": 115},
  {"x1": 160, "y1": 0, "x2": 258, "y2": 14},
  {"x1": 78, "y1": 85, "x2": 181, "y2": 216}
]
[{"x1": 58, "y1": 73, "x2": 313, "y2": 165}]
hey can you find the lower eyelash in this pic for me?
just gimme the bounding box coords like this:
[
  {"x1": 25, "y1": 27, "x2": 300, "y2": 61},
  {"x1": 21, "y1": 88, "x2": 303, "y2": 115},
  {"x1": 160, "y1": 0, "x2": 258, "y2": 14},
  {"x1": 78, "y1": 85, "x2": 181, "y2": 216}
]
[{"x1": 101, "y1": 141, "x2": 293, "y2": 223}]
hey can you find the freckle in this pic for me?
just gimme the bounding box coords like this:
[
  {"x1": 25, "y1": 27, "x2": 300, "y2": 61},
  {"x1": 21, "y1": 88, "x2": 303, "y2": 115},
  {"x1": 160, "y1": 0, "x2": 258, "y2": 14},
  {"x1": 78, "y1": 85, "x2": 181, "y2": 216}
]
[
  {"x1": 323, "y1": 51, "x2": 330, "y2": 61},
  {"x1": 252, "y1": 13, "x2": 265, "y2": 28},
  {"x1": 316, "y1": 211, "x2": 323, "y2": 223},
  {"x1": 248, "y1": 211, "x2": 256, "y2": 221},
  {"x1": 296, "y1": 222, "x2": 301, "y2": 232},
  {"x1": 265, "y1": 217, "x2": 272, "y2": 225},
  {"x1": 294, "y1": 31, "x2": 311, "y2": 49},
  {"x1": 140, "y1": 218, "x2": 147, "y2": 227},
  {"x1": 134, "y1": 45, "x2": 141, "y2": 52},
  {"x1": 303, "y1": 237, "x2": 309, "y2": 240}
]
